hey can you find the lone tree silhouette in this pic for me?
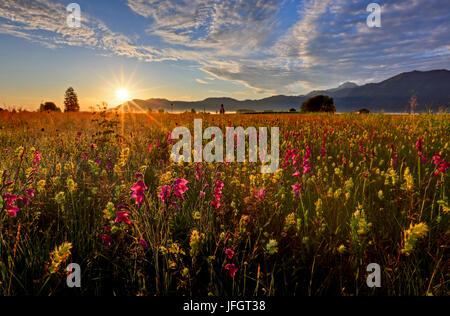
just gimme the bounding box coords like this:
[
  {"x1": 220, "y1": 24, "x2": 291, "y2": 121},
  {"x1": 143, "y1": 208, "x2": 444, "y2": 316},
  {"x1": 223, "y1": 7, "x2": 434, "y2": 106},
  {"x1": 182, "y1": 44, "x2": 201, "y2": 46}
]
[
  {"x1": 64, "y1": 87, "x2": 80, "y2": 112},
  {"x1": 301, "y1": 95, "x2": 336, "y2": 113}
]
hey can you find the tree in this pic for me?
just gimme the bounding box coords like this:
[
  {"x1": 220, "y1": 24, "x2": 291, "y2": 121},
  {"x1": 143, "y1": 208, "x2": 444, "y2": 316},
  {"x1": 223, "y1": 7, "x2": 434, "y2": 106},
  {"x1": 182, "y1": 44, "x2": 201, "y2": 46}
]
[
  {"x1": 357, "y1": 108, "x2": 370, "y2": 114},
  {"x1": 289, "y1": 108, "x2": 297, "y2": 112},
  {"x1": 39, "y1": 102, "x2": 61, "y2": 112},
  {"x1": 64, "y1": 87, "x2": 80, "y2": 112},
  {"x1": 301, "y1": 95, "x2": 336, "y2": 113}
]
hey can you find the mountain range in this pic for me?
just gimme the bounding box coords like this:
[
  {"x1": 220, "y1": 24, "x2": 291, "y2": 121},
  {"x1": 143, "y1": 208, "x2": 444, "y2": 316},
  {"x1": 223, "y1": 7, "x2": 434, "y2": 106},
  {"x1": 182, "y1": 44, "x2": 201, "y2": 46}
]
[{"x1": 114, "y1": 70, "x2": 450, "y2": 113}]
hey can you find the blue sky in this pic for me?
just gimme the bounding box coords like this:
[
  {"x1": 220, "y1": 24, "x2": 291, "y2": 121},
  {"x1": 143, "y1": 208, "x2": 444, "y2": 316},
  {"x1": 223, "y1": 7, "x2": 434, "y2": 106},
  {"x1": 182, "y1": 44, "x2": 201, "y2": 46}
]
[{"x1": 0, "y1": 0, "x2": 449, "y2": 110}]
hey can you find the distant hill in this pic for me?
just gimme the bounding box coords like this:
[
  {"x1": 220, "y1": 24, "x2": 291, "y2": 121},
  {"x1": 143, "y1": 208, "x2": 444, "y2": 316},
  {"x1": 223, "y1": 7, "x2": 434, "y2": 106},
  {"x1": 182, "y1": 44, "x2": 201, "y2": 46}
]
[{"x1": 114, "y1": 70, "x2": 450, "y2": 113}]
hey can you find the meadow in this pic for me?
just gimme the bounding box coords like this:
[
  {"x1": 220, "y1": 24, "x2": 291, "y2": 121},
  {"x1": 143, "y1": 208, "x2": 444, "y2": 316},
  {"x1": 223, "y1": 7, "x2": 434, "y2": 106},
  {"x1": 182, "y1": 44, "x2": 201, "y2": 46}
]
[{"x1": 0, "y1": 110, "x2": 448, "y2": 296}]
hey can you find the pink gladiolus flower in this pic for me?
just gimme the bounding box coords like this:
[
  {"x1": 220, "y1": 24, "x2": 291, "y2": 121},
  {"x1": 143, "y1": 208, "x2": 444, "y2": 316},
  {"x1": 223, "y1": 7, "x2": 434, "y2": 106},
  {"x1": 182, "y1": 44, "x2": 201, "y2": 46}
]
[
  {"x1": 291, "y1": 183, "x2": 302, "y2": 197},
  {"x1": 33, "y1": 151, "x2": 41, "y2": 167},
  {"x1": 4, "y1": 194, "x2": 20, "y2": 217},
  {"x1": 159, "y1": 185, "x2": 171, "y2": 203},
  {"x1": 115, "y1": 211, "x2": 132, "y2": 225},
  {"x1": 131, "y1": 179, "x2": 147, "y2": 209},
  {"x1": 26, "y1": 189, "x2": 35, "y2": 198},
  {"x1": 211, "y1": 180, "x2": 224, "y2": 210},
  {"x1": 6, "y1": 205, "x2": 20, "y2": 217},
  {"x1": 225, "y1": 264, "x2": 238, "y2": 278},
  {"x1": 256, "y1": 189, "x2": 265, "y2": 200},
  {"x1": 225, "y1": 249, "x2": 235, "y2": 259},
  {"x1": 433, "y1": 154, "x2": 450, "y2": 176},
  {"x1": 173, "y1": 179, "x2": 189, "y2": 200}
]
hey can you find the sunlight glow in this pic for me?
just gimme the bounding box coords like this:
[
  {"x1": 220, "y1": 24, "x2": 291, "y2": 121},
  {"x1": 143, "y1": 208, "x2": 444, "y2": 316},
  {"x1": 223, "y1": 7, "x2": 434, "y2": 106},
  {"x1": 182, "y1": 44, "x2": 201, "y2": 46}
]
[{"x1": 116, "y1": 88, "x2": 130, "y2": 102}]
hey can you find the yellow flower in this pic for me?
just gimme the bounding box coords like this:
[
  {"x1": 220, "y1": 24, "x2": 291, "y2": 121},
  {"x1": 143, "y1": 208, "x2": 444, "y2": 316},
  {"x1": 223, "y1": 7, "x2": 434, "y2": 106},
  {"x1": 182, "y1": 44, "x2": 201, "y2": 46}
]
[
  {"x1": 48, "y1": 242, "x2": 72, "y2": 274},
  {"x1": 402, "y1": 223, "x2": 429, "y2": 256}
]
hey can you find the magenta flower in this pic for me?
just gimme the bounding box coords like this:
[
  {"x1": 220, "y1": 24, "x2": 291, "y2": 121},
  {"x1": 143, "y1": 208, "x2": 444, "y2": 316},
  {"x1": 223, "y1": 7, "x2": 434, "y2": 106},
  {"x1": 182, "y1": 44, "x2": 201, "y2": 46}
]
[
  {"x1": 131, "y1": 179, "x2": 148, "y2": 209},
  {"x1": 433, "y1": 154, "x2": 449, "y2": 176},
  {"x1": 25, "y1": 189, "x2": 35, "y2": 198},
  {"x1": 256, "y1": 189, "x2": 265, "y2": 200},
  {"x1": 4, "y1": 194, "x2": 20, "y2": 217},
  {"x1": 291, "y1": 183, "x2": 302, "y2": 197},
  {"x1": 33, "y1": 151, "x2": 41, "y2": 167},
  {"x1": 100, "y1": 234, "x2": 113, "y2": 247},
  {"x1": 139, "y1": 238, "x2": 149, "y2": 249},
  {"x1": 225, "y1": 264, "x2": 238, "y2": 278},
  {"x1": 211, "y1": 180, "x2": 224, "y2": 210},
  {"x1": 158, "y1": 185, "x2": 171, "y2": 203},
  {"x1": 225, "y1": 249, "x2": 235, "y2": 259},
  {"x1": 173, "y1": 179, "x2": 189, "y2": 200},
  {"x1": 115, "y1": 211, "x2": 132, "y2": 225}
]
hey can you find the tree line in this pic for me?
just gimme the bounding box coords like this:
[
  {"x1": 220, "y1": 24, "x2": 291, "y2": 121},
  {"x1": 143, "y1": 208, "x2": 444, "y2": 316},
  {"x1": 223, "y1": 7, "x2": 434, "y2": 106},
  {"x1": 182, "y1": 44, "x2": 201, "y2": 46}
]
[{"x1": 39, "y1": 87, "x2": 80, "y2": 112}]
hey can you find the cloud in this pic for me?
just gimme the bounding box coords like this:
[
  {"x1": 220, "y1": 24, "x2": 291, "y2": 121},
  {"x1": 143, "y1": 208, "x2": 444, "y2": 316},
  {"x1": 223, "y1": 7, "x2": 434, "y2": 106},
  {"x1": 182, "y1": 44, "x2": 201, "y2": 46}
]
[
  {"x1": 196, "y1": 78, "x2": 209, "y2": 84},
  {"x1": 200, "y1": 0, "x2": 450, "y2": 94},
  {"x1": 0, "y1": 0, "x2": 167, "y2": 62}
]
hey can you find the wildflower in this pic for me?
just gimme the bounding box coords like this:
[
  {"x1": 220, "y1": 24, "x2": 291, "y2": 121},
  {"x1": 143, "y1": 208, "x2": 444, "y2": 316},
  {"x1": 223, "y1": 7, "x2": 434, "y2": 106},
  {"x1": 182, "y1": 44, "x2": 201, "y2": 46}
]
[
  {"x1": 224, "y1": 264, "x2": 238, "y2": 278},
  {"x1": 291, "y1": 183, "x2": 302, "y2": 197},
  {"x1": 131, "y1": 179, "x2": 148, "y2": 209},
  {"x1": 432, "y1": 154, "x2": 449, "y2": 176},
  {"x1": 402, "y1": 223, "x2": 429, "y2": 255},
  {"x1": 115, "y1": 211, "x2": 132, "y2": 225},
  {"x1": 139, "y1": 238, "x2": 149, "y2": 249},
  {"x1": 173, "y1": 178, "x2": 189, "y2": 200},
  {"x1": 158, "y1": 185, "x2": 171, "y2": 203},
  {"x1": 195, "y1": 163, "x2": 204, "y2": 180},
  {"x1": 225, "y1": 249, "x2": 235, "y2": 260},
  {"x1": 265, "y1": 239, "x2": 279, "y2": 255},
  {"x1": 350, "y1": 205, "x2": 372, "y2": 248},
  {"x1": 283, "y1": 213, "x2": 297, "y2": 233},
  {"x1": 15, "y1": 146, "x2": 24, "y2": 158},
  {"x1": 189, "y1": 229, "x2": 204, "y2": 258},
  {"x1": 66, "y1": 177, "x2": 77, "y2": 193},
  {"x1": 48, "y1": 242, "x2": 72, "y2": 274},
  {"x1": 33, "y1": 151, "x2": 42, "y2": 167},
  {"x1": 211, "y1": 180, "x2": 224, "y2": 210},
  {"x1": 415, "y1": 137, "x2": 428, "y2": 163},
  {"x1": 402, "y1": 167, "x2": 414, "y2": 191},
  {"x1": 103, "y1": 202, "x2": 115, "y2": 220},
  {"x1": 100, "y1": 234, "x2": 112, "y2": 247},
  {"x1": 37, "y1": 180, "x2": 46, "y2": 193},
  {"x1": 337, "y1": 245, "x2": 346, "y2": 254},
  {"x1": 256, "y1": 188, "x2": 265, "y2": 200},
  {"x1": 55, "y1": 192, "x2": 65, "y2": 205},
  {"x1": 4, "y1": 194, "x2": 20, "y2": 217},
  {"x1": 303, "y1": 146, "x2": 312, "y2": 175}
]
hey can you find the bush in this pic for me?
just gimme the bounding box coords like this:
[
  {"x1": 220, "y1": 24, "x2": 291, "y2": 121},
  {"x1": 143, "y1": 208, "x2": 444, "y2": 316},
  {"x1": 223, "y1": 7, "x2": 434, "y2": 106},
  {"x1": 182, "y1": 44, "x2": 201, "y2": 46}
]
[
  {"x1": 301, "y1": 95, "x2": 336, "y2": 113},
  {"x1": 39, "y1": 102, "x2": 61, "y2": 112}
]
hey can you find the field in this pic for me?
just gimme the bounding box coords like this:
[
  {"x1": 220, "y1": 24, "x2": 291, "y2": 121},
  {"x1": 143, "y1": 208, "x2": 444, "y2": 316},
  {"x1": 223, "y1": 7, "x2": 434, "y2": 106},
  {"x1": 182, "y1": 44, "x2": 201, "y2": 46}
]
[{"x1": 0, "y1": 110, "x2": 448, "y2": 296}]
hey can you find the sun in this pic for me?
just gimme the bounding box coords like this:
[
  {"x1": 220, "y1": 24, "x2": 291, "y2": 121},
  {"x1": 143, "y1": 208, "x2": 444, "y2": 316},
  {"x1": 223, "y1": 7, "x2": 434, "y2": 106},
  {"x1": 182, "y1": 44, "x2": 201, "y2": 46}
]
[{"x1": 116, "y1": 88, "x2": 130, "y2": 102}]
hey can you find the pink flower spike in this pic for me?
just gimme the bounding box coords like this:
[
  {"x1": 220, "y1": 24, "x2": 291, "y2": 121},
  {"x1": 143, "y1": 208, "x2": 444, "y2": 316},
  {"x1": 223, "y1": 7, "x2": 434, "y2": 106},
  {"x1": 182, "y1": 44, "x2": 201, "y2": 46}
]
[
  {"x1": 131, "y1": 179, "x2": 148, "y2": 209},
  {"x1": 225, "y1": 264, "x2": 238, "y2": 278},
  {"x1": 225, "y1": 249, "x2": 235, "y2": 260},
  {"x1": 115, "y1": 211, "x2": 132, "y2": 225}
]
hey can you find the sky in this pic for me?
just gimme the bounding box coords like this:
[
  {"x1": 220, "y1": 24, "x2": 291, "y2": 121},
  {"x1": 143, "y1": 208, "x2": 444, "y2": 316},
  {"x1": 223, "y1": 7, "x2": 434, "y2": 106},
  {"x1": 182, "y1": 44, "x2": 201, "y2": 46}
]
[{"x1": 0, "y1": 0, "x2": 449, "y2": 110}]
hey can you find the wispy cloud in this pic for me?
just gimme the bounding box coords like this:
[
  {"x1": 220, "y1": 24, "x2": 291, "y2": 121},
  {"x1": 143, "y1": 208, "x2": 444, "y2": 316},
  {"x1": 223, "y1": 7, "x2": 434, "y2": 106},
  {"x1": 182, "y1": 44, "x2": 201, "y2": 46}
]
[{"x1": 0, "y1": 0, "x2": 167, "y2": 61}]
